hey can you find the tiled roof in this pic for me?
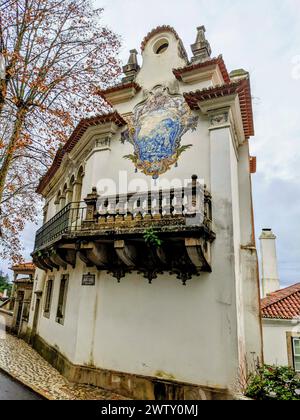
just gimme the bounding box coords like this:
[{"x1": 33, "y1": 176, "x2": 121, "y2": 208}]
[
  {"x1": 12, "y1": 262, "x2": 35, "y2": 271},
  {"x1": 173, "y1": 56, "x2": 230, "y2": 84},
  {"x1": 14, "y1": 277, "x2": 33, "y2": 284},
  {"x1": 141, "y1": 25, "x2": 181, "y2": 51},
  {"x1": 36, "y1": 112, "x2": 126, "y2": 194},
  {"x1": 141, "y1": 25, "x2": 188, "y2": 61},
  {"x1": 98, "y1": 82, "x2": 141, "y2": 98},
  {"x1": 261, "y1": 283, "x2": 300, "y2": 320},
  {"x1": 184, "y1": 78, "x2": 255, "y2": 138}
]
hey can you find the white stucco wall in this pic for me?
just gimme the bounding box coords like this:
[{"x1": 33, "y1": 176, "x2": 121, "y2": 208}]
[
  {"x1": 263, "y1": 320, "x2": 300, "y2": 367},
  {"x1": 28, "y1": 28, "x2": 262, "y2": 392}
]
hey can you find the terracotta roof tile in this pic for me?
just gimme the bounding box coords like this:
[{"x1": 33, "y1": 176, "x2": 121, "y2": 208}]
[
  {"x1": 11, "y1": 263, "x2": 35, "y2": 272},
  {"x1": 184, "y1": 78, "x2": 255, "y2": 138},
  {"x1": 141, "y1": 25, "x2": 188, "y2": 61},
  {"x1": 37, "y1": 112, "x2": 126, "y2": 194},
  {"x1": 141, "y1": 25, "x2": 181, "y2": 51},
  {"x1": 98, "y1": 82, "x2": 141, "y2": 98},
  {"x1": 261, "y1": 283, "x2": 300, "y2": 320}
]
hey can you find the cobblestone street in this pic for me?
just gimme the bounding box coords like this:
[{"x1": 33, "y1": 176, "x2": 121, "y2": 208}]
[{"x1": 0, "y1": 334, "x2": 128, "y2": 400}]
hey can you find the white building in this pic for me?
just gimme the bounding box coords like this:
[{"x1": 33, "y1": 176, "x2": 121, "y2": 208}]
[
  {"x1": 260, "y1": 229, "x2": 300, "y2": 372},
  {"x1": 27, "y1": 26, "x2": 262, "y2": 400}
]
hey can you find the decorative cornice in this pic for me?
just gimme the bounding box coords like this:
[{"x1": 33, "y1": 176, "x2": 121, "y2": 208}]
[
  {"x1": 98, "y1": 82, "x2": 142, "y2": 98},
  {"x1": 11, "y1": 263, "x2": 35, "y2": 273},
  {"x1": 173, "y1": 55, "x2": 230, "y2": 84},
  {"x1": 184, "y1": 78, "x2": 254, "y2": 138},
  {"x1": 37, "y1": 112, "x2": 126, "y2": 195},
  {"x1": 141, "y1": 25, "x2": 181, "y2": 51},
  {"x1": 98, "y1": 82, "x2": 142, "y2": 105}
]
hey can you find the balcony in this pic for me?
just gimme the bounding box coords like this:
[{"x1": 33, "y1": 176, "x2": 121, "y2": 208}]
[{"x1": 32, "y1": 177, "x2": 215, "y2": 285}]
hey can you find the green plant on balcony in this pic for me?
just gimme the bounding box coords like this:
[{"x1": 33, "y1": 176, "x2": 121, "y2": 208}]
[
  {"x1": 143, "y1": 228, "x2": 163, "y2": 248},
  {"x1": 50, "y1": 247, "x2": 57, "y2": 256},
  {"x1": 245, "y1": 365, "x2": 300, "y2": 401}
]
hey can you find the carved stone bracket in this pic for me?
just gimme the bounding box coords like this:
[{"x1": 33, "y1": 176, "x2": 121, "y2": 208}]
[
  {"x1": 65, "y1": 250, "x2": 76, "y2": 268},
  {"x1": 86, "y1": 243, "x2": 110, "y2": 268},
  {"x1": 185, "y1": 238, "x2": 211, "y2": 272},
  {"x1": 114, "y1": 240, "x2": 137, "y2": 268},
  {"x1": 49, "y1": 252, "x2": 67, "y2": 271},
  {"x1": 78, "y1": 251, "x2": 94, "y2": 268}
]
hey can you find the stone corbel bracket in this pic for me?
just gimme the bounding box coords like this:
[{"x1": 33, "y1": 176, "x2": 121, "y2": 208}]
[
  {"x1": 78, "y1": 242, "x2": 110, "y2": 270},
  {"x1": 185, "y1": 238, "x2": 212, "y2": 272},
  {"x1": 114, "y1": 240, "x2": 138, "y2": 268}
]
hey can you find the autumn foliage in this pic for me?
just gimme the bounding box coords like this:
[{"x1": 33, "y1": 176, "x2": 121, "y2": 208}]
[{"x1": 0, "y1": 0, "x2": 121, "y2": 262}]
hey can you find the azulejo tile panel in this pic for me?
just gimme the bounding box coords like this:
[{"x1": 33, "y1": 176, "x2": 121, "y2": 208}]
[{"x1": 122, "y1": 86, "x2": 198, "y2": 179}]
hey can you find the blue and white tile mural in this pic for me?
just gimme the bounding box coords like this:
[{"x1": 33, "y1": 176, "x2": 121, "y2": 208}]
[{"x1": 122, "y1": 86, "x2": 198, "y2": 179}]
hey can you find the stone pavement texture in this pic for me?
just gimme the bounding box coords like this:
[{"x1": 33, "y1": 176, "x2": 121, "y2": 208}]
[{"x1": 0, "y1": 334, "x2": 128, "y2": 400}]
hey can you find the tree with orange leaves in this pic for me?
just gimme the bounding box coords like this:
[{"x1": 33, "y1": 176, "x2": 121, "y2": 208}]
[{"x1": 0, "y1": 0, "x2": 121, "y2": 262}]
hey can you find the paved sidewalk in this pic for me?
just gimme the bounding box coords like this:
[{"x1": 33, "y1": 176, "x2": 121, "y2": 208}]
[{"x1": 0, "y1": 334, "x2": 128, "y2": 400}]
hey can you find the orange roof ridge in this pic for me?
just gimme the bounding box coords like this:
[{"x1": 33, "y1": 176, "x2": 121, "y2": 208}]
[
  {"x1": 262, "y1": 283, "x2": 300, "y2": 308},
  {"x1": 140, "y1": 25, "x2": 188, "y2": 61},
  {"x1": 37, "y1": 112, "x2": 126, "y2": 194},
  {"x1": 141, "y1": 25, "x2": 181, "y2": 51},
  {"x1": 11, "y1": 263, "x2": 35, "y2": 271},
  {"x1": 98, "y1": 81, "x2": 142, "y2": 97},
  {"x1": 261, "y1": 283, "x2": 300, "y2": 320},
  {"x1": 173, "y1": 55, "x2": 230, "y2": 84},
  {"x1": 184, "y1": 78, "x2": 254, "y2": 138}
]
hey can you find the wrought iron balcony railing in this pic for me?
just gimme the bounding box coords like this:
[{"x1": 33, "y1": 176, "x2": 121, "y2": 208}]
[{"x1": 34, "y1": 203, "x2": 87, "y2": 251}]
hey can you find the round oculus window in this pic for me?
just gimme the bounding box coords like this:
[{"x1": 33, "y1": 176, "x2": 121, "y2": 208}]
[{"x1": 153, "y1": 39, "x2": 169, "y2": 55}]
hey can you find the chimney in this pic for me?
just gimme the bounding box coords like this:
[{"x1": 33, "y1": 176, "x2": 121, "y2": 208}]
[
  {"x1": 191, "y1": 26, "x2": 212, "y2": 63},
  {"x1": 260, "y1": 229, "x2": 280, "y2": 298},
  {"x1": 122, "y1": 49, "x2": 140, "y2": 83}
]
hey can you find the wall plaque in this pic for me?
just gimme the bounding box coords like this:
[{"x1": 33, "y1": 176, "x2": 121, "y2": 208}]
[{"x1": 82, "y1": 273, "x2": 96, "y2": 286}]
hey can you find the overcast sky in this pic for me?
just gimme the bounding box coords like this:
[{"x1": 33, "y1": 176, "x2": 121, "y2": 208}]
[{"x1": 1, "y1": 0, "x2": 299, "y2": 288}]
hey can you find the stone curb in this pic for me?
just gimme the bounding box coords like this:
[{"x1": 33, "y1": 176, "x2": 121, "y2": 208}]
[{"x1": 0, "y1": 365, "x2": 50, "y2": 400}]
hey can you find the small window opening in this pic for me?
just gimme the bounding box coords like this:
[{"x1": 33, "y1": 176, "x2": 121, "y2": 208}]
[{"x1": 154, "y1": 39, "x2": 169, "y2": 55}]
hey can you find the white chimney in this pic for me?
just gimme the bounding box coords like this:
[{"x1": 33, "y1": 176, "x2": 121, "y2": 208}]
[{"x1": 260, "y1": 229, "x2": 280, "y2": 298}]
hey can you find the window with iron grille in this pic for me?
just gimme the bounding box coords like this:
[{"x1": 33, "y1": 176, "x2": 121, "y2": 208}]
[{"x1": 56, "y1": 275, "x2": 69, "y2": 325}]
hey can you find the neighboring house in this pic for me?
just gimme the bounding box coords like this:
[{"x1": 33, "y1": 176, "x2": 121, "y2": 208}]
[
  {"x1": 26, "y1": 25, "x2": 262, "y2": 400},
  {"x1": 260, "y1": 229, "x2": 300, "y2": 373},
  {"x1": 10, "y1": 263, "x2": 35, "y2": 337},
  {"x1": 262, "y1": 284, "x2": 300, "y2": 373}
]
